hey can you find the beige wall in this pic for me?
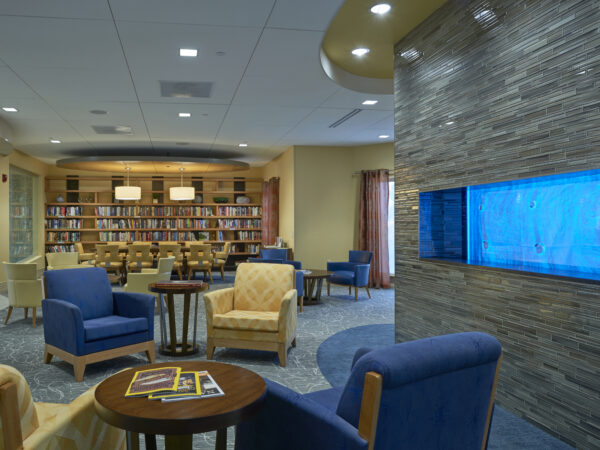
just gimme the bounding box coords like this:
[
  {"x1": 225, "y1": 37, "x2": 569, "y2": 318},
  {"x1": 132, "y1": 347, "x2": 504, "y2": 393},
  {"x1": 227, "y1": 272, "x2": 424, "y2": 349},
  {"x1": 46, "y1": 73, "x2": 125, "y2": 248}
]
[
  {"x1": 0, "y1": 150, "x2": 50, "y2": 283},
  {"x1": 262, "y1": 147, "x2": 294, "y2": 250},
  {"x1": 294, "y1": 143, "x2": 393, "y2": 268}
]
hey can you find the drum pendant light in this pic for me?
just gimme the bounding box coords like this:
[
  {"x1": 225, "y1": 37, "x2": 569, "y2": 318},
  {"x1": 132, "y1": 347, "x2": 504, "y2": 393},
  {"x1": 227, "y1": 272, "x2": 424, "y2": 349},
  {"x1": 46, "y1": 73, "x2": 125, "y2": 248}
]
[
  {"x1": 170, "y1": 167, "x2": 195, "y2": 201},
  {"x1": 114, "y1": 167, "x2": 141, "y2": 200}
]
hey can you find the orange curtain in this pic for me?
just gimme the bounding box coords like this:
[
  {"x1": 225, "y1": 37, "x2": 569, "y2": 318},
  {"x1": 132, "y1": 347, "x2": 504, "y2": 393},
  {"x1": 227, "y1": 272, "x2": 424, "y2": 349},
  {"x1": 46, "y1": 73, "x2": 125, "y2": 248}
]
[
  {"x1": 359, "y1": 169, "x2": 390, "y2": 288},
  {"x1": 261, "y1": 177, "x2": 279, "y2": 246}
]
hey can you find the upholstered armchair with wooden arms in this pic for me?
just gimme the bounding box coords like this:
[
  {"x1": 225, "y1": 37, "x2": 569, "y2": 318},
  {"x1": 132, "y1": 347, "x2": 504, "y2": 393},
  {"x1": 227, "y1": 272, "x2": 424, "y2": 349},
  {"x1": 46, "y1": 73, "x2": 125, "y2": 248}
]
[
  {"x1": 45, "y1": 252, "x2": 89, "y2": 270},
  {"x1": 94, "y1": 243, "x2": 124, "y2": 282},
  {"x1": 213, "y1": 241, "x2": 231, "y2": 280},
  {"x1": 235, "y1": 332, "x2": 502, "y2": 450},
  {"x1": 0, "y1": 364, "x2": 125, "y2": 450},
  {"x1": 157, "y1": 242, "x2": 183, "y2": 280},
  {"x1": 2, "y1": 263, "x2": 43, "y2": 328},
  {"x1": 124, "y1": 257, "x2": 175, "y2": 307},
  {"x1": 327, "y1": 250, "x2": 373, "y2": 301},
  {"x1": 126, "y1": 243, "x2": 154, "y2": 273},
  {"x1": 187, "y1": 243, "x2": 213, "y2": 281},
  {"x1": 74, "y1": 243, "x2": 95, "y2": 263},
  {"x1": 204, "y1": 263, "x2": 297, "y2": 366}
]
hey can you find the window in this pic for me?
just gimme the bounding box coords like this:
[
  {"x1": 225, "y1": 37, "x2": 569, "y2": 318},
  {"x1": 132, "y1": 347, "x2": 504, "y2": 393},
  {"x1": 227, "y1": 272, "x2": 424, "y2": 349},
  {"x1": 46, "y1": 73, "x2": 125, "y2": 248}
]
[
  {"x1": 9, "y1": 166, "x2": 37, "y2": 262},
  {"x1": 388, "y1": 181, "x2": 395, "y2": 275}
]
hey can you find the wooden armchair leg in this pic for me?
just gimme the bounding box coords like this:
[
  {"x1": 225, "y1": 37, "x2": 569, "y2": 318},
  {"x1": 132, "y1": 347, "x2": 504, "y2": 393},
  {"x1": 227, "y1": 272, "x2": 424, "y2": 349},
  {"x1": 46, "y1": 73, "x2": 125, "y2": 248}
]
[
  {"x1": 145, "y1": 344, "x2": 156, "y2": 363},
  {"x1": 220, "y1": 266, "x2": 225, "y2": 280},
  {"x1": 73, "y1": 359, "x2": 86, "y2": 382},
  {"x1": 348, "y1": 286, "x2": 352, "y2": 295},
  {"x1": 32, "y1": 307, "x2": 36, "y2": 328},
  {"x1": 327, "y1": 282, "x2": 330, "y2": 296},
  {"x1": 365, "y1": 286, "x2": 372, "y2": 299},
  {"x1": 24, "y1": 308, "x2": 28, "y2": 319},
  {"x1": 43, "y1": 345, "x2": 53, "y2": 364},
  {"x1": 177, "y1": 267, "x2": 183, "y2": 280},
  {"x1": 277, "y1": 343, "x2": 287, "y2": 367},
  {"x1": 206, "y1": 339, "x2": 215, "y2": 360},
  {"x1": 299, "y1": 296, "x2": 304, "y2": 312},
  {"x1": 209, "y1": 270, "x2": 213, "y2": 283},
  {"x1": 4, "y1": 306, "x2": 12, "y2": 324}
]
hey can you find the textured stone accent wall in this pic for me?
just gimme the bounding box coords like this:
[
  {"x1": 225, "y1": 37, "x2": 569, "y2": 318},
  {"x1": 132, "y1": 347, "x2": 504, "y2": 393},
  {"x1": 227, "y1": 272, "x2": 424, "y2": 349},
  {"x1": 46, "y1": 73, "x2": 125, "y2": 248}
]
[{"x1": 393, "y1": 0, "x2": 600, "y2": 447}]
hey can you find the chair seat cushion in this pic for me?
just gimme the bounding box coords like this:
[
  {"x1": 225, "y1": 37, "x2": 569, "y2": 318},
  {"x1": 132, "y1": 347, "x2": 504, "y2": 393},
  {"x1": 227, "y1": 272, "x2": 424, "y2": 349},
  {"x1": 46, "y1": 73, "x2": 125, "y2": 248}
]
[
  {"x1": 329, "y1": 270, "x2": 355, "y2": 285},
  {"x1": 96, "y1": 261, "x2": 123, "y2": 268},
  {"x1": 214, "y1": 258, "x2": 226, "y2": 265},
  {"x1": 304, "y1": 386, "x2": 344, "y2": 412},
  {"x1": 128, "y1": 261, "x2": 153, "y2": 269},
  {"x1": 213, "y1": 310, "x2": 279, "y2": 332},
  {"x1": 83, "y1": 315, "x2": 148, "y2": 342}
]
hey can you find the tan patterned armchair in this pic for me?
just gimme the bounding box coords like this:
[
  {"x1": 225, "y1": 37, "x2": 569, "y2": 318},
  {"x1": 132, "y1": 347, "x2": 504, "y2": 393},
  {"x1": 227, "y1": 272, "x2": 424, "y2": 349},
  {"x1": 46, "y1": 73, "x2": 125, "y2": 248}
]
[
  {"x1": 187, "y1": 243, "x2": 213, "y2": 281},
  {"x1": 157, "y1": 242, "x2": 183, "y2": 280},
  {"x1": 126, "y1": 243, "x2": 154, "y2": 273},
  {"x1": 0, "y1": 364, "x2": 125, "y2": 450},
  {"x1": 2, "y1": 263, "x2": 43, "y2": 328},
  {"x1": 204, "y1": 263, "x2": 297, "y2": 366},
  {"x1": 94, "y1": 243, "x2": 124, "y2": 281},
  {"x1": 213, "y1": 241, "x2": 231, "y2": 280}
]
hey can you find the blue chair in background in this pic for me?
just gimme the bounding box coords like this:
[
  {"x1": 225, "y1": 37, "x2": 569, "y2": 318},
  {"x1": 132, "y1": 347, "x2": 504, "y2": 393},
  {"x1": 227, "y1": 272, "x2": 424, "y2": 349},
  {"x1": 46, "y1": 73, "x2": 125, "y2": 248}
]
[
  {"x1": 327, "y1": 250, "x2": 373, "y2": 301},
  {"x1": 235, "y1": 332, "x2": 502, "y2": 450},
  {"x1": 259, "y1": 248, "x2": 289, "y2": 261},
  {"x1": 42, "y1": 267, "x2": 156, "y2": 381},
  {"x1": 248, "y1": 257, "x2": 305, "y2": 311}
]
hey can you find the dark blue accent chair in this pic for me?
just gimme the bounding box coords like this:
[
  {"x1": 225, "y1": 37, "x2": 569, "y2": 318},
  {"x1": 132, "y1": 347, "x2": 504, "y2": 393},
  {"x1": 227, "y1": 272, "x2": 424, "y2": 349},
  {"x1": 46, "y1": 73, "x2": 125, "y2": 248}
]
[
  {"x1": 235, "y1": 332, "x2": 502, "y2": 450},
  {"x1": 247, "y1": 258, "x2": 304, "y2": 309},
  {"x1": 327, "y1": 250, "x2": 373, "y2": 301},
  {"x1": 259, "y1": 248, "x2": 289, "y2": 261},
  {"x1": 42, "y1": 267, "x2": 156, "y2": 381}
]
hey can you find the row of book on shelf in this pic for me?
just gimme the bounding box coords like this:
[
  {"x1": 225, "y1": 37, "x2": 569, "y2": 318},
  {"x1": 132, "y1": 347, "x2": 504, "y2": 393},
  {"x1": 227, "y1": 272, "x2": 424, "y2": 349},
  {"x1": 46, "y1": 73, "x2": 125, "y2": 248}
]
[
  {"x1": 46, "y1": 219, "x2": 82, "y2": 229},
  {"x1": 46, "y1": 205, "x2": 262, "y2": 217},
  {"x1": 125, "y1": 367, "x2": 224, "y2": 402},
  {"x1": 46, "y1": 242, "x2": 260, "y2": 254}
]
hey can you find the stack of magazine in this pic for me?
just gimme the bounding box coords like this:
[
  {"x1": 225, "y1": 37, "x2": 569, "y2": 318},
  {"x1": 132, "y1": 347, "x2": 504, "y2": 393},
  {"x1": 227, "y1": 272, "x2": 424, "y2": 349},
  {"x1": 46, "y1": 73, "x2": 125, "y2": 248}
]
[{"x1": 124, "y1": 367, "x2": 224, "y2": 402}]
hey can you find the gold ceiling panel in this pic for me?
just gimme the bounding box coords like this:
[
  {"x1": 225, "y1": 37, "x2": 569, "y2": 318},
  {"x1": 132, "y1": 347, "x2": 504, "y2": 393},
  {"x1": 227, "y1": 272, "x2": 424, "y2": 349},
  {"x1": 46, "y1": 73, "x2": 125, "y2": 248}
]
[
  {"x1": 322, "y1": 0, "x2": 447, "y2": 79},
  {"x1": 56, "y1": 157, "x2": 249, "y2": 174}
]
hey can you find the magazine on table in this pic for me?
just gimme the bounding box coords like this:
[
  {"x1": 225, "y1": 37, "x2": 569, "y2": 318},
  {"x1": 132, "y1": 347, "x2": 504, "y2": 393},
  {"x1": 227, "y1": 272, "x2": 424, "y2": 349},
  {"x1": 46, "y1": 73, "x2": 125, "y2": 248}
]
[
  {"x1": 124, "y1": 367, "x2": 181, "y2": 398},
  {"x1": 149, "y1": 370, "x2": 225, "y2": 402}
]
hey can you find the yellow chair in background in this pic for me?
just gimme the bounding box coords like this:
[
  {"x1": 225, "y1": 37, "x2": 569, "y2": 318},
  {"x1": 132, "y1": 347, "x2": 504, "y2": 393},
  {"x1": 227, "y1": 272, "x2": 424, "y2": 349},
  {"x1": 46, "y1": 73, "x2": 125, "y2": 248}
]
[
  {"x1": 124, "y1": 256, "x2": 175, "y2": 306},
  {"x1": 187, "y1": 243, "x2": 213, "y2": 281},
  {"x1": 74, "y1": 243, "x2": 95, "y2": 263},
  {"x1": 0, "y1": 364, "x2": 125, "y2": 450},
  {"x1": 213, "y1": 241, "x2": 231, "y2": 280},
  {"x1": 157, "y1": 242, "x2": 183, "y2": 279},
  {"x1": 204, "y1": 263, "x2": 297, "y2": 366},
  {"x1": 45, "y1": 252, "x2": 88, "y2": 270},
  {"x1": 2, "y1": 262, "x2": 43, "y2": 328},
  {"x1": 126, "y1": 243, "x2": 154, "y2": 273},
  {"x1": 94, "y1": 244, "x2": 124, "y2": 282}
]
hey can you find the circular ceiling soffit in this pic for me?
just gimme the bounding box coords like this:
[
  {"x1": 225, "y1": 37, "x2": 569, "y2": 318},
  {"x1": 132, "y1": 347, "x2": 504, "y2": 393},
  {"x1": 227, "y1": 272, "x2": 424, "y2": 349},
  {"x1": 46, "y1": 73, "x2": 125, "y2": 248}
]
[{"x1": 56, "y1": 155, "x2": 249, "y2": 174}]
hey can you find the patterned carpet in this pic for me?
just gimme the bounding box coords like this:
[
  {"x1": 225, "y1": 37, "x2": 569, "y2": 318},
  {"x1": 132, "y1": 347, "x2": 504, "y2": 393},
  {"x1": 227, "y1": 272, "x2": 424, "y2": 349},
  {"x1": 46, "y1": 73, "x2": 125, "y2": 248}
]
[{"x1": 0, "y1": 274, "x2": 392, "y2": 449}]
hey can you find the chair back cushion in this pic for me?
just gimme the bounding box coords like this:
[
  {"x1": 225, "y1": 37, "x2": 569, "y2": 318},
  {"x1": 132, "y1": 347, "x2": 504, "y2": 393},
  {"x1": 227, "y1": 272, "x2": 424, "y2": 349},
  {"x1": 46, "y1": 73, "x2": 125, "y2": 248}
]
[
  {"x1": 127, "y1": 243, "x2": 153, "y2": 264},
  {"x1": 336, "y1": 332, "x2": 502, "y2": 450},
  {"x1": 0, "y1": 364, "x2": 39, "y2": 446},
  {"x1": 158, "y1": 243, "x2": 182, "y2": 261},
  {"x1": 44, "y1": 267, "x2": 113, "y2": 320},
  {"x1": 3, "y1": 262, "x2": 37, "y2": 281},
  {"x1": 46, "y1": 252, "x2": 79, "y2": 267},
  {"x1": 348, "y1": 250, "x2": 372, "y2": 264},
  {"x1": 157, "y1": 256, "x2": 175, "y2": 275},
  {"x1": 95, "y1": 244, "x2": 121, "y2": 263},
  {"x1": 188, "y1": 244, "x2": 212, "y2": 265},
  {"x1": 234, "y1": 263, "x2": 294, "y2": 312},
  {"x1": 260, "y1": 248, "x2": 288, "y2": 260}
]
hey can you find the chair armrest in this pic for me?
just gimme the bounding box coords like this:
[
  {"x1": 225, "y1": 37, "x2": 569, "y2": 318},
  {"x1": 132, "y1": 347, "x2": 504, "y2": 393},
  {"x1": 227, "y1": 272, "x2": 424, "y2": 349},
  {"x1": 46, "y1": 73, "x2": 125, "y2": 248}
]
[
  {"x1": 113, "y1": 292, "x2": 155, "y2": 340},
  {"x1": 9, "y1": 280, "x2": 43, "y2": 307},
  {"x1": 23, "y1": 385, "x2": 125, "y2": 450},
  {"x1": 278, "y1": 289, "x2": 297, "y2": 340},
  {"x1": 354, "y1": 264, "x2": 370, "y2": 287},
  {"x1": 204, "y1": 287, "x2": 234, "y2": 330},
  {"x1": 327, "y1": 262, "x2": 355, "y2": 272},
  {"x1": 295, "y1": 271, "x2": 304, "y2": 297},
  {"x1": 41, "y1": 299, "x2": 85, "y2": 355},
  {"x1": 124, "y1": 272, "x2": 161, "y2": 293},
  {"x1": 284, "y1": 260, "x2": 302, "y2": 270},
  {"x1": 141, "y1": 268, "x2": 159, "y2": 274},
  {"x1": 351, "y1": 347, "x2": 374, "y2": 369},
  {"x1": 235, "y1": 379, "x2": 368, "y2": 450}
]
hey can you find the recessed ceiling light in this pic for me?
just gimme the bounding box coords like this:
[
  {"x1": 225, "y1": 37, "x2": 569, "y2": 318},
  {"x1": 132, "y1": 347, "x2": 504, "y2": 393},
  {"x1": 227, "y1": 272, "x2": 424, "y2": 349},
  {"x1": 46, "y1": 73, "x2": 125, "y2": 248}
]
[
  {"x1": 445, "y1": 121, "x2": 455, "y2": 125},
  {"x1": 215, "y1": 51, "x2": 226, "y2": 56},
  {"x1": 90, "y1": 109, "x2": 107, "y2": 115},
  {"x1": 351, "y1": 48, "x2": 370, "y2": 56},
  {"x1": 50, "y1": 139, "x2": 61, "y2": 144},
  {"x1": 378, "y1": 134, "x2": 390, "y2": 139},
  {"x1": 239, "y1": 143, "x2": 248, "y2": 148},
  {"x1": 179, "y1": 48, "x2": 198, "y2": 57},
  {"x1": 362, "y1": 100, "x2": 378, "y2": 105},
  {"x1": 370, "y1": 3, "x2": 391, "y2": 15},
  {"x1": 2, "y1": 107, "x2": 18, "y2": 112},
  {"x1": 178, "y1": 112, "x2": 191, "y2": 118}
]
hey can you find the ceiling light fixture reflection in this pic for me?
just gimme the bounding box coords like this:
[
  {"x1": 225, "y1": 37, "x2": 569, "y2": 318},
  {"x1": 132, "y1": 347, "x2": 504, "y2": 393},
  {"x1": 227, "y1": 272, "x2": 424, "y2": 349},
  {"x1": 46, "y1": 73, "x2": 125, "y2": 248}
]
[
  {"x1": 378, "y1": 134, "x2": 390, "y2": 139},
  {"x1": 445, "y1": 121, "x2": 455, "y2": 125},
  {"x1": 239, "y1": 143, "x2": 248, "y2": 148},
  {"x1": 362, "y1": 100, "x2": 378, "y2": 105},
  {"x1": 2, "y1": 107, "x2": 18, "y2": 112},
  {"x1": 400, "y1": 48, "x2": 421, "y2": 62},
  {"x1": 114, "y1": 167, "x2": 141, "y2": 201},
  {"x1": 351, "y1": 48, "x2": 370, "y2": 56},
  {"x1": 370, "y1": 3, "x2": 391, "y2": 15},
  {"x1": 50, "y1": 139, "x2": 62, "y2": 144},
  {"x1": 178, "y1": 112, "x2": 191, "y2": 118},
  {"x1": 179, "y1": 48, "x2": 198, "y2": 57},
  {"x1": 170, "y1": 167, "x2": 195, "y2": 201}
]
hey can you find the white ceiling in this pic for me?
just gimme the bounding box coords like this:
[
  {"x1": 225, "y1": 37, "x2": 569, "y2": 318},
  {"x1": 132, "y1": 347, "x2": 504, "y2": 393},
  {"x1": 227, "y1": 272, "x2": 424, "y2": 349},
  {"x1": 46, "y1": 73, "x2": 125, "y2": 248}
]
[{"x1": 0, "y1": 0, "x2": 394, "y2": 166}]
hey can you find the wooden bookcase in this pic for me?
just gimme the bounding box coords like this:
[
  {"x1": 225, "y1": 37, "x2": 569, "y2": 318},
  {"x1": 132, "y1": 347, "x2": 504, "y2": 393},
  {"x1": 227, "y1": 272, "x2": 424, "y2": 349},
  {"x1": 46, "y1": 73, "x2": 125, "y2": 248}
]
[{"x1": 44, "y1": 175, "x2": 263, "y2": 256}]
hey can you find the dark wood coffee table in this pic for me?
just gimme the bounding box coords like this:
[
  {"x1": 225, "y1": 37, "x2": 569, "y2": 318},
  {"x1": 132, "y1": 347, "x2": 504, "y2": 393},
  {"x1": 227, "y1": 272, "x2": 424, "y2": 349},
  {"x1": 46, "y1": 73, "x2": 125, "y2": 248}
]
[
  {"x1": 302, "y1": 269, "x2": 332, "y2": 308},
  {"x1": 149, "y1": 281, "x2": 208, "y2": 356},
  {"x1": 95, "y1": 361, "x2": 266, "y2": 450}
]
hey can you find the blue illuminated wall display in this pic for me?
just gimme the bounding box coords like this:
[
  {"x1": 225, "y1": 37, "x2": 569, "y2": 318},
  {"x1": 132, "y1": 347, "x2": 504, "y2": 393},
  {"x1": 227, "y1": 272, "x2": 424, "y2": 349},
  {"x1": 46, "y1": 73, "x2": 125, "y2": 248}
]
[{"x1": 419, "y1": 169, "x2": 600, "y2": 281}]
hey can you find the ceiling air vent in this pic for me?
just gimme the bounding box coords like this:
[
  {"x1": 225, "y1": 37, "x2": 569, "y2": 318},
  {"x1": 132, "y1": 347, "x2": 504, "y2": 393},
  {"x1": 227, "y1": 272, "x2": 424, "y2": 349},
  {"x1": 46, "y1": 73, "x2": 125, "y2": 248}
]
[
  {"x1": 92, "y1": 125, "x2": 133, "y2": 135},
  {"x1": 160, "y1": 81, "x2": 213, "y2": 98},
  {"x1": 329, "y1": 108, "x2": 362, "y2": 128}
]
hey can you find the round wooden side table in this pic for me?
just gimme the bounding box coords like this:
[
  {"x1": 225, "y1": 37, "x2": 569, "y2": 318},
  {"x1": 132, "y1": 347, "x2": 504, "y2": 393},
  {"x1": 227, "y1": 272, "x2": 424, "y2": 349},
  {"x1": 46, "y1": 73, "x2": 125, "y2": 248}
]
[
  {"x1": 94, "y1": 361, "x2": 266, "y2": 450},
  {"x1": 149, "y1": 281, "x2": 208, "y2": 356},
  {"x1": 302, "y1": 269, "x2": 332, "y2": 307}
]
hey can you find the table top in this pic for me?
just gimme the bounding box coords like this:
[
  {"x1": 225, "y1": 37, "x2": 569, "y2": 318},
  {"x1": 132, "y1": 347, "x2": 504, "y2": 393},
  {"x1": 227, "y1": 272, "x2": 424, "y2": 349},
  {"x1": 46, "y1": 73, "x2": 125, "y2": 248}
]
[
  {"x1": 302, "y1": 269, "x2": 332, "y2": 279},
  {"x1": 148, "y1": 280, "x2": 207, "y2": 294},
  {"x1": 94, "y1": 361, "x2": 266, "y2": 435}
]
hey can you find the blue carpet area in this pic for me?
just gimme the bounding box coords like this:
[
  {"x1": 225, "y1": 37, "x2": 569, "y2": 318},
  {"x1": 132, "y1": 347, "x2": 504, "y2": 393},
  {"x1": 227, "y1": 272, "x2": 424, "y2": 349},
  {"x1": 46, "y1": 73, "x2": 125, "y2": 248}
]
[{"x1": 317, "y1": 324, "x2": 573, "y2": 450}]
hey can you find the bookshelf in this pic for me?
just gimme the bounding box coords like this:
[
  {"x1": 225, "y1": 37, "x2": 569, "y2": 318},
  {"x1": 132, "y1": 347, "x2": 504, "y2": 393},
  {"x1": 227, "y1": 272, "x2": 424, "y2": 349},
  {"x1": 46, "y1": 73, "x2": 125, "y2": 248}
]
[{"x1": 44, "y1": 176, "x2": 263, "y2": 256}]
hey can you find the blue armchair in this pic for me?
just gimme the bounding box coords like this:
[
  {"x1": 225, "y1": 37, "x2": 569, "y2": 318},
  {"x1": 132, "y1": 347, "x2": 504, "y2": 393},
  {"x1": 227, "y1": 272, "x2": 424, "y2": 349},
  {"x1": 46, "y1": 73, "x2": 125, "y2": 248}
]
[
  {"x1": 236, "y1": 332, "x2": 502, "y2": 450},
  {"x1": 42, "y1": 267, "x2": 155, "y2": 381},
  {"x1": 259, "y1": 248, "x2": 289, "y2": 260},
  {"x1": 248, "y1": 257, "x2": 305, "y2": 311},
  {"x1": 327, "y1": 250, "x2": 373, "y2": 301}
]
